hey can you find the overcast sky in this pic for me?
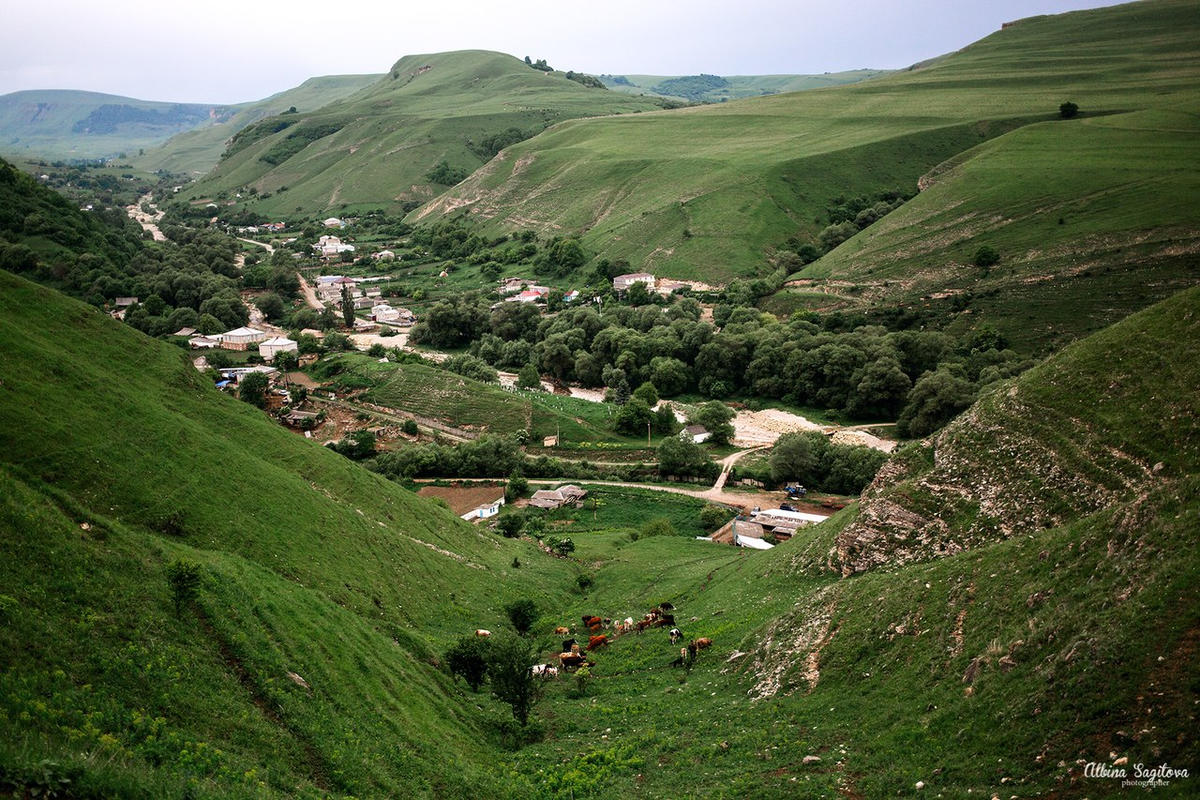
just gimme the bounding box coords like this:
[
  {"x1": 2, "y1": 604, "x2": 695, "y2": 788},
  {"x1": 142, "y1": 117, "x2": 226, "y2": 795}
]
[{"x1": 3, "y1": 0, "x2": 1129, "y2": 104}]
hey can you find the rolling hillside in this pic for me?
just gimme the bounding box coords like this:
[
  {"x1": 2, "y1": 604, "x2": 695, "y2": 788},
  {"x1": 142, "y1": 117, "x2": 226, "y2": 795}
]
[
  {"x1": 0, "y1": 90, "x2": 235, "y2": 161},
  {"x1": 417, "y1": 0, "x2": 1200, "y2": 334},
  {"x1": 132, "y1": 74, "x2": 381, "y2": 176},
  {"x1": 178, "y1": 51, "x2": 666, "y2": 219},
  {"x1": 598, "y1": 69, "x2": 892, "y2": 102}
]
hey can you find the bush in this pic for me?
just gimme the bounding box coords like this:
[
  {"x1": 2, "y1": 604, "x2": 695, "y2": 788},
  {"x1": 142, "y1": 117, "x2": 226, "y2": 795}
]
[
  {"x1": 1059, "y1": 101, "x2": 1079, "y2": 118},
  {"x1": 640, "y1": 518, "x2": 677, "y2": 538},
  {"x1": 402, "y1": 419, "x2": 419, "y2": 436},
  {"x1": 496, "y1": 513, "x2": 525, "y2": 538},
  {"x1": 166, "y1": 559, "x2": 201, "y2": 615},
  {"x1": 505, "y1": 598, "x2": 538, "y2": 636},
  {"x1": 973, "y1": 245, "x2": 1000, "y2": 268},
  {"x1": 445, "y1": 635, "x2": 490, "y2": 692}
]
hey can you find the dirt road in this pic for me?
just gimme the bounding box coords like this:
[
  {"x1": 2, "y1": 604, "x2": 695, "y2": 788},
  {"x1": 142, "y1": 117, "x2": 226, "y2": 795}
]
[{"x1": 125, "y1": 193, "x2": 166, "y2": 241}]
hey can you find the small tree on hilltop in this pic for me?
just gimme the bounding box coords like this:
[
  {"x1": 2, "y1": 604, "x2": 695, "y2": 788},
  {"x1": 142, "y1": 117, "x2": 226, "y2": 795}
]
[{"x1": 505, "y1": 598, "x2": 538, "y2": 636}]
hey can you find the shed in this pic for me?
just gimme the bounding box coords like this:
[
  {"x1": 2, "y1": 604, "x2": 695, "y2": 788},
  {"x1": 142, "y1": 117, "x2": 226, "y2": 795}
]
[
  {"x1": 417, "y1": 485, "x2": 507, "y2": 521},
  {"x1": 680, "y1": 424, "x2": 711, "y2": 444}
]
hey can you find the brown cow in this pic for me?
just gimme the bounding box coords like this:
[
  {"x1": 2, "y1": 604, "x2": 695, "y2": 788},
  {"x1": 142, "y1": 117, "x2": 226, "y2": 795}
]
[
  {"x1": 554, "y1": 626, "x2": 570, "y2": 636},
  {"x1": 587, "y1": 634, "x2": 609, "y2": 651},
  {"x1": 559, "y1": 652, "x2": 586, "y2": 670},
  {"x1": 474, "y1": 629, "x2": 491, "y2": 637},
  {"x1": 693, "y1": 637, "x2": 713, "y2": 650}
]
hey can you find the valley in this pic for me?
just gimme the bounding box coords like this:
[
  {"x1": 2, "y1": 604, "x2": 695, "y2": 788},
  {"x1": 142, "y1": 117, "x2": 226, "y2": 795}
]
[{"x1": 1, "y1": 1, "x2": 1198, "y2": 797}]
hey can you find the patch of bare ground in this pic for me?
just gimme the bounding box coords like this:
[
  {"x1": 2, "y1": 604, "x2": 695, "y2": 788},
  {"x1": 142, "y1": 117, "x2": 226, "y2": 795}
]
[{"x1": 740, "y1": 585, "x2": 840, "y2": 699}]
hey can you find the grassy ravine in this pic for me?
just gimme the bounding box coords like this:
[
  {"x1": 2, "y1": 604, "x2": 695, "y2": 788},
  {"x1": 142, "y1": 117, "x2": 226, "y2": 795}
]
[
  {"x1": 2, "y1": 267, "x2": 1197, "y2": 797},
  {"x1": 422, "y1": 1, "x2": 1200, "y2": 340}
]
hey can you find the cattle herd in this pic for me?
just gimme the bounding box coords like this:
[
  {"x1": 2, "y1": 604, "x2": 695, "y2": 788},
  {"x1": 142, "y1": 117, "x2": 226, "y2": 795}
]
[{"x1": 523, "y1": 602, "x2": 714, "y2": 679}]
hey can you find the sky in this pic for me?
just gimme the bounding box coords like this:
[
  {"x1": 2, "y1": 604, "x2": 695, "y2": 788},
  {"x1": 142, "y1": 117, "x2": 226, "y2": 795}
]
[{"x1": 3, "y1": 0, "x2": 1130, "y2": 104}]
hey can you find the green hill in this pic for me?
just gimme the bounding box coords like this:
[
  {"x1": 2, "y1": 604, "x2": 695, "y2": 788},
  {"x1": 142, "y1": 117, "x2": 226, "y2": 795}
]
[
  {"x1": 0, "y1": 269, "x2": 578, "y2": 796},
  {"x1": 0, "y1": 90, "x2": 236, "y2": 161},
  {"x1": 599, "y1": 69, "x2": 892, "y2": 102},
  {"x1": 417, "y1": 0, "x2": 1200, "y2": 326},
  {"x1": 177, "y1": 51, "x2": 666, "y2": 219},
  {"x1": 132, "y1": 75, "x2": 381, "y2": 177}
]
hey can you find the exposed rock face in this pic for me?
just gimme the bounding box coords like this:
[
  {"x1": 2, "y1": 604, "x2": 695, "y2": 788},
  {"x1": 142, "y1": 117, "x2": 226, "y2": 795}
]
[{"x1": 834, "y1": 381, "x2": 1168, "y2": 576}]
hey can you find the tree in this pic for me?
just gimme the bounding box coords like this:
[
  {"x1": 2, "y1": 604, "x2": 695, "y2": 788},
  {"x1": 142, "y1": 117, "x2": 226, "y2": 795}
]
[
  {"x1": 690, "y1": 401, "x2": 735, "y2": 445},
  {"x1": 238, "y1": 372, "x2": 269, "y2": 408},
  {"x1": 769, "y1": 431, "x2": 828, "y2": 485},
  {"x1": 402, "y1": 419, "x2": 419, "y2": 436},
  {"x1": 517, "y1": 362, "x2": 541, "y2": 389},
  {"x1": 487, "y1": 635, "x2": 541, "y2": 726},
  {"x1": 896, "y1": 368, "x2": 977, "y2": 438},
  {"x1": 699, "y1": 504, "x2": 731, "y2": 532},
  {"x1": 167, "y1": 559, "x2": 201, "y2": 615},
  {"x1": 506, "y1": 473, "x2": 528, "y2": 502},
  {"x1": 505, "y1": 598, "x2": 538, "y2": 636},
  {"x1": 1059, "y1": 101, "x2": 1079, "y2": 119},
  {"x1": 614, "y1": 397, "x2": 654, "y2": 436},
  {"x1": 256, "y1": 291, "x2": 286, "y2": 321},
  {"x1": 640, "y1": 518, "x2": 676, "y2": 538},
  {"x1": 656, "y1": 436, "x2": 712, "y2": 478},
  {"x1": 340, "y1": 284, "x2": 354, "y2": 329},
  {"x1": 973, "y1": 245, "x2": 1000, "y2": 268},
  {"x1": 445, "y1": 635, "x2": 490, "y2": 692},
  {"x1": 632, "y1": 381, "x2": 659, "y2": 407},
  {"x1": 496, "y1": 513, "x2": 525, "y2": 538}
]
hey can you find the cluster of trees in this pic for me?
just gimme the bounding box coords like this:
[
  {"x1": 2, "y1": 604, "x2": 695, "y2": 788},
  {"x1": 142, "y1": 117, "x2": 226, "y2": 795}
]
[
  {"x1": 411, "y1": 284, "x2": 1027, "y2": 434},
  {"x1": 523, "y1": 56, "x2": 553, "y2": 72},
  {"x1": 747, "y1": 431, "x2": 890, "y2": 495},
  {"x1": 425, "y1": 160, "x2": 470, "y2": 186},
  {"x1": 468, "y1": 127, "x2": 539, "y2": 160},
  {"x1": 445, "y1": 601, "x2": 543, "y2": 726}
]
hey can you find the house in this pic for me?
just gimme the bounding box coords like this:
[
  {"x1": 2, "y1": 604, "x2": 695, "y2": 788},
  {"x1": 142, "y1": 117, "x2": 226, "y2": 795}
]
[
  {"x1": 543, "y1": 435, "x2": 559, "y2": 448},
  {"x1": 563, "y1": 290, "x2": 580, "y2": 303},
  {"x1": 710, "y1": 517, "x2": 775, "y2": 549},
  {"x1": 171, "y1": 326, "x2": 197, "y2": 337},
  {"x1": 748, "y1": 508, "x2": 828, "y2": 542},
  {"x1": 188, "y1": 335, "x2": 220, "y2": 349},
  {"x1": 613, "y1": 272, "x2": 655, "y2": 292},
  {"x1": 505, "y1": 289, "x2": 547, "y2": 304},
  {"x1": 323, "y1": 217, "x2": 346, "y2": 228},
  {"x1": 259, "y1": 336, "x2": 298, "y2": 362},
  {"x1": 416, "y1": 485, "x2": 507, "y2": 522},
  {"x1": 372, "y1": 250, "x2": 396, "y2": 261},
  {"x1": 371, "y1": 304, "x2": 415, "y2": 325},
  {"x1": 283, "y1": 409, "x2": 320, "y2": 427},
  {"x1": 499, "y1": 277, "x2": 532, "y2": 294},
  {"x1": 353, "y1": 296, "x2": 375, "y2": 310},
  {"x1": 219, "y1": 326, "x2": 267, "y2": 351},
  {"x1": 528, "y1": 484, "x2": 588, "y2": 510},
  {"x1": 218, "y1": 365, "x2": 278, "y2": 383},
  {"x1": 680, "y1": 424, "x2": 711, "y2": 444},
  {"x1": 313, "y1": 236, "x2": 355, "y2": 257}
]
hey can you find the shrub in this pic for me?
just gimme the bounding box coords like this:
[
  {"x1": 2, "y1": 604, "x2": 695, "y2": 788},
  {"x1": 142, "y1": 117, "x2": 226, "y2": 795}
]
[
  {"x1": 167, "y1": 559, "x2": 201, "y2": 615},
  {"x1": 1059, "y1": 101, "x2": 1079, "y2": 118},
  {"x1": 445, "y1": 635, "x2": 490, "y2": 692},
  {"x1": 505, "y1": 598, "x2": 538, "y2": 635},
  {"x1": 487, "y1": 635, "x2": 541, "y2": 726},
  {"x1": 973, "y1": 245, "x2": 1000, "y2": 268}
]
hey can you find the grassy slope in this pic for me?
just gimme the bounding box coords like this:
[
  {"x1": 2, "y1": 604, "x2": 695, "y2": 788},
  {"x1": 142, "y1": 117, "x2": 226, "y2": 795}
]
[
  {"x1": 181, "y1": 51, "x2": 664, "y2": 218},
  {"x1": 419, "y1": 0, "x2": 1200, "y2": 299},
  {"x1": 502, "y1": 288, "x2": 1199, "y2": 797},
  {"x1": 0, "y1": 90, "x2": 231, "y2": 161},
  {"x1": 0, "y1": 270, "x2": 581, "y2": 795},
  {"x1": 601, "y1": 70, "x2": 892, "y2": 102},
  {"x1": 133, "y1": 75, "x2": 381, "y2": 176}
]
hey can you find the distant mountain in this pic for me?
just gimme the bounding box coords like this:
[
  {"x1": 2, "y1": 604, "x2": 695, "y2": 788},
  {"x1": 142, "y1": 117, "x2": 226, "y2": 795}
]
[
  {"x1": 0, "y1": 90, "x2": 234, "y2": 160},
  {"x1": 133, "y1": 74, "x2": 381, "y2": 176},
  {"x1": 176, "y1": 50, "x2": 667, "y2": 218},
  {"x1": 599, "y1": 69, "x2": 891, "y2": 102}
]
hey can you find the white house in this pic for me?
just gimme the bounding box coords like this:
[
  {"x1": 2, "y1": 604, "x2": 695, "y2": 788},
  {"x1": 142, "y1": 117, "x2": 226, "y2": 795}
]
[
  {"x1": 680, "y1": 424, "x2": 711, "y2": 444},
  {"x1": 323, "y1": 217, "x2": 346, "y2": 228},
  {"x1": 219, "y1": 327, "x2": 267, "y2": 351},
  {"x1": 613, "y1": 272, "x2": 655, "y2": 292},
  {"x1": 372, "y1": 250, "x2": 396, "y2": 261},
  {"x1": 259, "y1": 336, "x2": 298, "y2": 362},
  {"x1": 313, "y1": 236, "x2": 355, "y2": 257}
]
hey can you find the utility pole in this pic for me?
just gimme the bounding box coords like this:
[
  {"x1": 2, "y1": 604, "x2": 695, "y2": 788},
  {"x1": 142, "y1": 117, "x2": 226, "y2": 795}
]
[{"x1": 647, "y1": 420, "x2": 651, "y2": 448}]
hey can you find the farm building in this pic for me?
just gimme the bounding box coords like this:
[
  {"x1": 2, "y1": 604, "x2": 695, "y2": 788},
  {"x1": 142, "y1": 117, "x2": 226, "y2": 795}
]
[
  {"x1": 259, "y1": 336, "x2": 298, "y2": 362},
  {"x1": 680, "y1": 425, "x2": 711, "y2": 444},
  {"x1": 416, "y1": 485, "x2": 506, "y2": 521},
  {"x1": 528, "y1": 485, "x2": 588, "y2": 510},
  {"x1": 219, "y1": 327, "x2": 267, "y2": 351}
]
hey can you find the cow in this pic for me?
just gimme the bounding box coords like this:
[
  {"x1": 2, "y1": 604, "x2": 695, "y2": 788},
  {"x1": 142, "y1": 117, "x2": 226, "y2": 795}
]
[
  {"x1": 587, "y1": 634, "x2": 609, "y2": 651},
  {"x1": 635, "y1": 619, "x2": 652, "y2": 634},
  {"x1": 474, "y1": 629, "x2": 491, "y2": 637},
  {"x1": 693, "y1": 637, "x2": 713, "y2": 650},
  {"x1": 655, "y1": 614, "x2": 675, "y2": 628},
  {"x1": 582, "y1": 615, "x2": 602, "y2": 628},
  {"x1": 588, "y1": 622, "x2": 603, "y2": 634},
  {"x1": 562, "y1": 638, "x2": 577, "y2": 653},
  {"x1": 660, "y1": 602, "x2": 675, "y2": 612},
  {"x1": 669, "y1": 627, "x2": 683, "y2": 644},
  {"x1": 559, "y1": 652, "x2": 586, "y2": 670},
  {"x1": 531, "y1": 664, "x2": 559, "y2": 678},
  {"x1": 624, "y1": 617, "x2": 634, "y2": 628},
  {"x1": 554, "y1": 626, "x2": 570, "y2": 636}
]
